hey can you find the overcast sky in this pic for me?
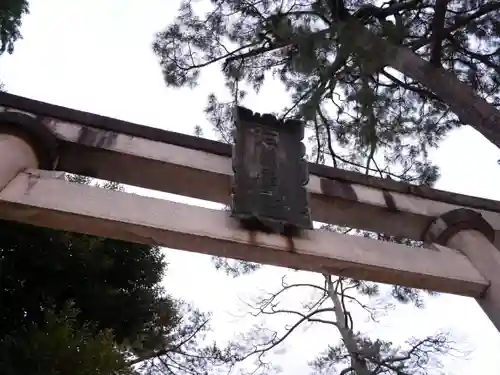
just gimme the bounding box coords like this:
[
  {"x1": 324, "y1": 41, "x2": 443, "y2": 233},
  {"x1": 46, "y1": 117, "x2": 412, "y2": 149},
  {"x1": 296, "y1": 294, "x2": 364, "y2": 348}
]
[{"x1": 1, "y1": 1, "x2": 500, "y2": 373}]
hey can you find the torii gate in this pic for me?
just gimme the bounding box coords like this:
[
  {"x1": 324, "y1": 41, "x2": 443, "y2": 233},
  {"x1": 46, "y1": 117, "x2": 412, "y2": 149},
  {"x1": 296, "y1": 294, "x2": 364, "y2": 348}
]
[{"x1": 0, "y1": 92, "x2": 499, "y2": 332}]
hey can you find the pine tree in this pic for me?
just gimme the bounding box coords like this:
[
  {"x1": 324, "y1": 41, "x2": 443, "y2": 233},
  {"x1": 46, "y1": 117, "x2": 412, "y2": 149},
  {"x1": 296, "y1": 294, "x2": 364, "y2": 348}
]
[{"x1": 153, "y1": 0, "x2": 500, "y2": 178}]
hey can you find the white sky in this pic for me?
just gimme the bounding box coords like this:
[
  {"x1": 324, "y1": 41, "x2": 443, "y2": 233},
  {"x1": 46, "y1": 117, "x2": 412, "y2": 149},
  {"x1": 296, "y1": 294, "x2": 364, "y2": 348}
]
[{"x1": 1, "y1": 1, "x2": 500, "y2": 374}]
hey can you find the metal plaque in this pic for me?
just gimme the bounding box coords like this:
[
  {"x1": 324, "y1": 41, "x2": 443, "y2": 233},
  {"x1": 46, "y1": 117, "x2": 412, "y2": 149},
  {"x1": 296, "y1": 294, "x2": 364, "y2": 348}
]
[{"x1": 231, "y1": 106, "x2": 312, "y2": 235}]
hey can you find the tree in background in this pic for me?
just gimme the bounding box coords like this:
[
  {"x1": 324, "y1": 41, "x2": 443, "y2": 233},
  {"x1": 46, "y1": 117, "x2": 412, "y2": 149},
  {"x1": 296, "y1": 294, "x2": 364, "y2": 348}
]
[
  {"x1": 154, "y1": 0, "x2": 500, "y2": 180},
  {"x1": 0, "y1": 0, "x2": 30, "y2": 89},
  {"x1": 1, "y1": 304, "x2": 134, "y2": 375},
  {"x1": 0, "y1": 0, "x2": 29, "y2": 55},
  {"x1": 222, "y1": 271, "x2": 461, "y2": 374}
]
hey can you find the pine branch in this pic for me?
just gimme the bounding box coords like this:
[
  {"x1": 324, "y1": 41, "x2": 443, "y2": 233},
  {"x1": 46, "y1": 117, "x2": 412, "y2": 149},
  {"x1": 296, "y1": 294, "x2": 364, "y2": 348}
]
[
  {"x1": 429, "y1": 0, "x2": 449, "y2": 67},
  {"x1": 411, "y1": 2, "x2": 500, "y2": 50},
  {"x1": 127, "y1": 319, "x2": 210, "y2": 366}
]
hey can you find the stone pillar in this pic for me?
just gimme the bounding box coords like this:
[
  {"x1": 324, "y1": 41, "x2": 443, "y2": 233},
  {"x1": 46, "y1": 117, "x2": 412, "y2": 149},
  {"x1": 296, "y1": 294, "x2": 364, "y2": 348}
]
[
  {"x1": 425, "y1": 208, "x2": 500, "y2": 332},
  {"x1": 0, "y1": 111, "x2": 58, "y2": 191}
]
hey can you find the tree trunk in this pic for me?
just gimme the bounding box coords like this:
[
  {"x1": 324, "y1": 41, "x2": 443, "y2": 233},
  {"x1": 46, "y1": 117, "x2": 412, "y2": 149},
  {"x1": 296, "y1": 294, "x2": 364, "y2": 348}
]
[
  {"x1": 326, "y1": 277, "x2": 372, "y2": 375},
  {"x1": 346, "y1": 20, "x2": 500, "y2": 150}
]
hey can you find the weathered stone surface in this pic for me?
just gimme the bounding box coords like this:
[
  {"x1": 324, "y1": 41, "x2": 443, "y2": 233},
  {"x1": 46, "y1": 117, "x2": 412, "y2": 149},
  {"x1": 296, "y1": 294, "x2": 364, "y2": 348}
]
[
  {"x1": 231, "y1": 106, "x2": 312, "y2": 235},
  {"x1": 2, "y1": 92, "x2": 500, "y2": 215}
]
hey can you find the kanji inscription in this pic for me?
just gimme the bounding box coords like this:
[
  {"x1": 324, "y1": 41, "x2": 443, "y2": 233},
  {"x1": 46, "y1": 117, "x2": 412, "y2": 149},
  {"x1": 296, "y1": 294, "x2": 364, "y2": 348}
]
[{"x1": 231, "y1": 106, "x2": 312, "y2": 235}]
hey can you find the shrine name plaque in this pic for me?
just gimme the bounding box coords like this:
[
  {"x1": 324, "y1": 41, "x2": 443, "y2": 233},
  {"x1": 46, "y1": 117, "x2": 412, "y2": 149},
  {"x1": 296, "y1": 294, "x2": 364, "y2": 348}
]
[{"x1": 231, "y1": 106, "x2": 312, "y2": 235}]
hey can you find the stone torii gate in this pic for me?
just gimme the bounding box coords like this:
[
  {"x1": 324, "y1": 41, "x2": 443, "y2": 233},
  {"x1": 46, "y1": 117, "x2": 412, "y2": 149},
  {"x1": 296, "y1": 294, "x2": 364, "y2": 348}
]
[{"x1": 1, "y1": 92, "x2": 500, "y2": 332}]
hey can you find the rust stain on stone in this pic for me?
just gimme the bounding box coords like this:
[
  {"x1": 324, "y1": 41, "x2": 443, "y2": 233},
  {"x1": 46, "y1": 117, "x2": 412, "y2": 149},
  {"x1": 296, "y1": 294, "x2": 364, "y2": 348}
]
[
  {"x1": 382, "y1": 190, "x2": 398, "y2": 212},
  {"x1": 25, "y1": 170, "x2": 41, "y2": 195},
  {"x1": 285, "y1": 235, "x2": 296, "y2": 253},
  {"x1": 319, "y1": 178, "x2": 358, "y2": 202},
  {"x1": 247, "y1": 230, "x2": 257, "y2": 246}
]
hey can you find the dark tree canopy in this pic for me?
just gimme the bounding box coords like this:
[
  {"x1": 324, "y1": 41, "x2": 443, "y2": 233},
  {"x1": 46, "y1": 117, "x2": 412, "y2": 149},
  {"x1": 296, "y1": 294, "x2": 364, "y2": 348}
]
[
  {"x1": 0, "y1": 0, "x2": 29, "y2": 55},
  {"x1": 0, "y1": 218, "x2": 177, "y2": 346},
  {"x1": 0, "y1": 213, "x2": 183, "y2": 374},
  {"x1": 1, "y1": 305, "x2": 134, "y2": 375},
  {"x1": 154, "y1": 0, "x2": 500, "y2": 182}
]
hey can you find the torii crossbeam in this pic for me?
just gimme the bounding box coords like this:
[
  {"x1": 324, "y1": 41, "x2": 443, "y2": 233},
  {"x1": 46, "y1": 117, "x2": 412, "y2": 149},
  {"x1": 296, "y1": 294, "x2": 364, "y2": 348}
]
[{"x1": 0, "y1": 92, "x2": 499, "y2": 332}]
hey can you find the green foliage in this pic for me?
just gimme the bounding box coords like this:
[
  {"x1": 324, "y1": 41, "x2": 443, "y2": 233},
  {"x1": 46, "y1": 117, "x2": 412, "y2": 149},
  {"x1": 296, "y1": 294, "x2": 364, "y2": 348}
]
[
  {"x1": 212, "y1": 257, "x2": 261, "y2": 278},
  {"x1": 154, "y1": 0, "x2": 500, "y2": 183},
  {"x1": 0, "y1": 215, "x2": 177, "y2": 348},
  {"x1": 0, "y1": 0, "x2": 29, "y2": 55},
  {"x1": 311, "y1": 333, "x2": 454, "y2": 375},
  {"x1": 137, "y1": 304, "x2": 231, "y2": 375},
  {"x1": 194, "y1": 124, "x2": 204, "y2": 137},
  {"x1": 0, "y1": 304, "x2": 134, "y2": 375}
]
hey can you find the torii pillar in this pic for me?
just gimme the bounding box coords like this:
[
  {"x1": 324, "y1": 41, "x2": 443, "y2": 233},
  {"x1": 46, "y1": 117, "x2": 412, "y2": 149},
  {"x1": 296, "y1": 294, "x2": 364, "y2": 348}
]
[
  {"x1": 0, "y1": 111, "x2": 58, "y2": 190},
  {"x1": 425, "y1": 208, "x2": 500, "y2": 331}
]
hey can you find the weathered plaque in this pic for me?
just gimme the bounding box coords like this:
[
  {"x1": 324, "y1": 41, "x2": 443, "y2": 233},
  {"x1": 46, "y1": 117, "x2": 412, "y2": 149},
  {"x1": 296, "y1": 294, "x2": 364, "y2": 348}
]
[{"x1": 231, "y1": 106, "x2": 312, "y2": 235}]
